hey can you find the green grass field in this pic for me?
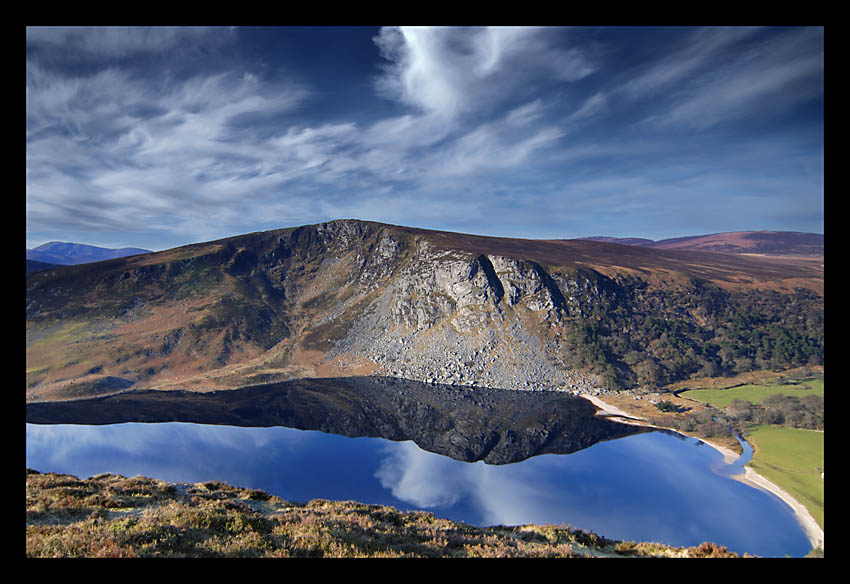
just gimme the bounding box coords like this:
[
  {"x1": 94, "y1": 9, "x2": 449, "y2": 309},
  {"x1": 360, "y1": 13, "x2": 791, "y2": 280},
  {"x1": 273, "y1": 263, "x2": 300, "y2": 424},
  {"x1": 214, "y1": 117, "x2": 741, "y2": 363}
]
[
  {"x1": 745, "y1": 425, "x2": 824, "y2": 531},
  {"x1": 680, "y1": 379, "x2": 823, "y2": 408},
  {"x1": 679, "y1": 377, "x2": 825, "y2": 536}
]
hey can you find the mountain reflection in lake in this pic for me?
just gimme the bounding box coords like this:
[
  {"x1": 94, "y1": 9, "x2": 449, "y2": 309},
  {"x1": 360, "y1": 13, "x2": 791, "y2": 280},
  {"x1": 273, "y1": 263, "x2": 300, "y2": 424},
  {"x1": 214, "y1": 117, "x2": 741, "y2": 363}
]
[
  {"x1": 26, "y1": 377, "x2": 647, "y2": 464},
  {"x1": 26, "y1": 378, "x2": 812, "y2": 557}
]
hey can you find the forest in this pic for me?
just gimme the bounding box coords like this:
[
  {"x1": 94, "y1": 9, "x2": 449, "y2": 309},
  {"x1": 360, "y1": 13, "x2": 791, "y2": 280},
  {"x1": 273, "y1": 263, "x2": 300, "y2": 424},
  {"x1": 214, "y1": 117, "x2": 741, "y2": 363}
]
[{"x1": 556, "y1": 274, "x2": 823, "y2": 393}]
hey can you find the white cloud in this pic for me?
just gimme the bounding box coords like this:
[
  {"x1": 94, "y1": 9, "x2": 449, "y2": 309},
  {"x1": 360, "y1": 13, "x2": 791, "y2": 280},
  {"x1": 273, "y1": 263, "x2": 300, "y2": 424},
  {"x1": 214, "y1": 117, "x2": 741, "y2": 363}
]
[
  {"x1": 657, "y1": 45, "x2": 823, "y2": 128},
  {"x1": 427, "y1": 123, "x2": 564, "y2": 178},
  {"x1": 505, "y1": 99, "x2": 546, "y2": 126},
  {"x1": 27, "y1": 26, "x2": 593, "y2": 246},
  {"x1": 26, "y1": 26, "x2": 235, "y2": 57},
  {"x1": 26, "y1": 45, "x2": 568, "y2": 245},
  {"x1": 373, "y1": 26, "x2": 595, "y2": 120},
  {"x1": 26, "y1": 64, "x2": 316, "y2": 240}
]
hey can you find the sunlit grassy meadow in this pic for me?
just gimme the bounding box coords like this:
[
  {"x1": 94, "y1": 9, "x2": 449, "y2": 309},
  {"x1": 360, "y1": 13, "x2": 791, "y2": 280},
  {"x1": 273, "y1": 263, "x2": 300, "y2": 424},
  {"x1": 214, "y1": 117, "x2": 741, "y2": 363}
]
[{"x1": 745, "y1": 425, "x2": 824, "y2": 530}]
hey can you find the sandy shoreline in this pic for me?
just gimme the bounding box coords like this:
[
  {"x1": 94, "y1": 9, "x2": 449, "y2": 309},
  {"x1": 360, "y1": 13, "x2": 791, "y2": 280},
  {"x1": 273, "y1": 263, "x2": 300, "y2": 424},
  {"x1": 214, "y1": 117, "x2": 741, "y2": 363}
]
[{"x1": 582, "y1": 394, "x2": 824, "y2": 551}]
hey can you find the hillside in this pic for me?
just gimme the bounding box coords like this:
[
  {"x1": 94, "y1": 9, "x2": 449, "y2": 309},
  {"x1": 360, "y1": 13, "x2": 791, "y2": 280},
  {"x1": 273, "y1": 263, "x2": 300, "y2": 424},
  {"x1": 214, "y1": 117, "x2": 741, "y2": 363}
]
[
  {"x1": 578, "y1": 231, "x2": 823, "y2": 258},
  {"x1": 26, "y1": 259, "x2": 61, "y2": 273},
  {"x1": 26, "y1": 469, "x2": 749, "y2": 558},
  {"x1": 26, "y1": 220, "x2": 824, "y2": 402}
]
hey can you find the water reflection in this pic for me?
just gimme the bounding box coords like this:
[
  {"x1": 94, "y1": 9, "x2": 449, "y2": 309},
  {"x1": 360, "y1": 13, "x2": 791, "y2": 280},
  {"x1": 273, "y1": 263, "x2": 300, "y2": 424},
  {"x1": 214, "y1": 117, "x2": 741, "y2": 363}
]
[
  {"x1": 711, "y1": 435, "x2": 754, "y2": 478},
  {"x1": 26, "y1": 420, "x2": 813, "y2": 557},
  {"x1": 26, "y1": 377, "x2": 647, "y2": 464}
]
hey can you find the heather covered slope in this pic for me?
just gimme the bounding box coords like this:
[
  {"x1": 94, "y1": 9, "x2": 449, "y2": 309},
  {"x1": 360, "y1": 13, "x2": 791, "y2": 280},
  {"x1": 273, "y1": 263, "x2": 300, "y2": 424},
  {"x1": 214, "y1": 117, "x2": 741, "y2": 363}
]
[
  {"x1": 579, "y1": 231, "x2": 824, "y2": 258},
  {"x1": 26, "y1": 220, "x2": 824, "y2": 402},
  {"x1": 25, "y1": 469, "x2": 748, "y2": 558}
]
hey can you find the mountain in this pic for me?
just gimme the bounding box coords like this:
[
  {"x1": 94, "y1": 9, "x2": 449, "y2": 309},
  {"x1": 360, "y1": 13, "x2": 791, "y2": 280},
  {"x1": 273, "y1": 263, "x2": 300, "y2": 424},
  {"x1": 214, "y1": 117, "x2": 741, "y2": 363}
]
[
  {"x1": 26, "y1": 259, "x2": 61, "y2": 273},
  {"x1": 577, "y1": 231, "x2": 823, "y2": 257},
  {"x1": 577, "y1": 236, "x2": 656, "y2": 246},
  {"x1": 26, "y1": 220, "x2": 824, "y2": 403},
  {"x1": 26, "y1": 242, "x2": 153, "y2": 266}
]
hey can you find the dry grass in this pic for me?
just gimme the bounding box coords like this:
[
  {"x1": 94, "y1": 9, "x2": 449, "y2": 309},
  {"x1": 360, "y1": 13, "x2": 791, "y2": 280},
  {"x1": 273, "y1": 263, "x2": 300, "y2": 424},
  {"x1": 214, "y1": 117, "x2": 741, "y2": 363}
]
[{"x1": 25, "y1": 469, "x2": 746, "y2": 558}]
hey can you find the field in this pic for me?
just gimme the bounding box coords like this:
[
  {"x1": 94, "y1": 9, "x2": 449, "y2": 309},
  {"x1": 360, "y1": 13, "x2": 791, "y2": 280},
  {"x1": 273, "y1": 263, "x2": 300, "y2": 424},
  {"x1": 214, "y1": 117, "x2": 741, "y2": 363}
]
[
  {"x1": 679, "y1": 379, "x2": 823, "y2": 408},
  {"x1": 744, "y1": 425, "x2": 824, "y2": 531},
  {"x1": 677, "y1": 376, "x2": 824, "y2": 533}
]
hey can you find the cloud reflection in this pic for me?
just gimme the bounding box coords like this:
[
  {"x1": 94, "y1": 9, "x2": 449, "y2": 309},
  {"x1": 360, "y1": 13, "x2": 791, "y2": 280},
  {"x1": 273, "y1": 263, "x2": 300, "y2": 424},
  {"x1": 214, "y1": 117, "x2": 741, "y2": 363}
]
[
  {"x1": 375, "y1": 441, "x2": 469, "y2": 507},
  {"x1": 26, "y1": 422, "x2": 315, "y2": 484},
  {"x1": 375, "y1": 440, "x2": 575, "y2": 527}
]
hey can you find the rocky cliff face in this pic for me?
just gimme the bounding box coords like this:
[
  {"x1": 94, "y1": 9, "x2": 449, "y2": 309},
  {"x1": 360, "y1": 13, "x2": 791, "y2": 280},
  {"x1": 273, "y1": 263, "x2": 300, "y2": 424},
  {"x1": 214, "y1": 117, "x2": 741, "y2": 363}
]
[
  {"x1": 273, "y1": 223, "x2": 601, "y2": 393},
  {"x1": 26, "y1": 220, "x2": 824, "y2": 402},
  {"x1": 336, "y1": 236, "x2": 595, "y2": 392}
]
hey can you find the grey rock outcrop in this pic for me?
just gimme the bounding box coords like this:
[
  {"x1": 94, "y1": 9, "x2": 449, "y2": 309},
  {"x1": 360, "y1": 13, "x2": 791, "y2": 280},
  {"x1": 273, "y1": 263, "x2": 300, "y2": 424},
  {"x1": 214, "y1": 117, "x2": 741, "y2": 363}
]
[{"x1": 320, "y1": 232, "x2": 601, "y2": 393}]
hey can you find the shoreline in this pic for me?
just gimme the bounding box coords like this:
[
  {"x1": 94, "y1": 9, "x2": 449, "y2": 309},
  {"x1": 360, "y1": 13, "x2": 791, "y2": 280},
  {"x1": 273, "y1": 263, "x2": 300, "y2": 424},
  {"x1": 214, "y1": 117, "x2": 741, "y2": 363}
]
[{"x1": 582, "y1": 394, "x2": 824, "y2": 552}]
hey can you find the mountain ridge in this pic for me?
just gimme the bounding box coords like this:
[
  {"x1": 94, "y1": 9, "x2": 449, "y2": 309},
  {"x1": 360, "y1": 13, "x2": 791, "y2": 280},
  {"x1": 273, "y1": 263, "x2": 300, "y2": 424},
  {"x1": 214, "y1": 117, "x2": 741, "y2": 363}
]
[
  {"x1": 26, "y1": 219, "x2": 824, "y2": 402},
  {"x1": 577, "y1": 231, "x2": 823, "y2": 257},
  {"x1": 27, "y1": 241, "x2": 153, "y2": 266}
]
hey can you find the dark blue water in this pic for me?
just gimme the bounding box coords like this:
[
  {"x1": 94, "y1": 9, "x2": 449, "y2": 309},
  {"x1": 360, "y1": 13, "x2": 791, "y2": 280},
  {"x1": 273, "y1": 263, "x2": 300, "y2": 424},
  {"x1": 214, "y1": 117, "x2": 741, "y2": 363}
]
[{"x1": 25, "y1": 422, "x2": 811, "y2": 557}]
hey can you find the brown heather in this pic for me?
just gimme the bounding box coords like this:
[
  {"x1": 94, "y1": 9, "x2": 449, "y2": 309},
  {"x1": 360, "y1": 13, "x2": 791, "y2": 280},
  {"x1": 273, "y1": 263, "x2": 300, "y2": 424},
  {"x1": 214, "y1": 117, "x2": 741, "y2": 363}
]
[{"x1": 26, "y1": 468, "x2": 747, "y2": 558}]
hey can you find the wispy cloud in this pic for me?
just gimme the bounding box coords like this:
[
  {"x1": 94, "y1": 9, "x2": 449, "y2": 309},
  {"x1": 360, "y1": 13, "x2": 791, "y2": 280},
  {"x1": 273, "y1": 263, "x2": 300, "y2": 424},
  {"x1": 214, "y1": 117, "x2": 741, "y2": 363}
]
[
  {"x1": 622, "y1": 27, "x2": 824, "y2": 129},
  {"x1": 25, "y1": 27, "x2": 823, "y2": 249},
  {"x1": 565, "y1": 92, "x2": 607, "y2": 123},
  {"x1": 26, "y1": 26, "x2": 235, "y2": 57},
  {"x1": 373, "y1": 26, "x2": 595, "y2": 120},
  {"x1": 618, "y1": 27, "x2": 763, "y2": 100},
  {"x1": 27, "y1": 27, "x2": 582, "y2": 245}
]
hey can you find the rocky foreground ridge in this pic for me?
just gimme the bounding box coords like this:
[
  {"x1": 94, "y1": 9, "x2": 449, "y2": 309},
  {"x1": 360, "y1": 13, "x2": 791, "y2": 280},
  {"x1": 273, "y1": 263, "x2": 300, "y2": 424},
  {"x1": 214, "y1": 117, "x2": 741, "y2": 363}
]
[{"x1": 26, "y1": 220, "x2": 824, "y2": 401}]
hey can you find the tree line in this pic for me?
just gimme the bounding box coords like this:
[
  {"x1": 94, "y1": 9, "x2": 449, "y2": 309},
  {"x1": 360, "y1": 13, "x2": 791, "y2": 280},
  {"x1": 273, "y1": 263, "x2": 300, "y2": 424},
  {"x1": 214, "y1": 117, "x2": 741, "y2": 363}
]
[{"x1": 650, "y1": 389, "x2": 823, "y2": 439}]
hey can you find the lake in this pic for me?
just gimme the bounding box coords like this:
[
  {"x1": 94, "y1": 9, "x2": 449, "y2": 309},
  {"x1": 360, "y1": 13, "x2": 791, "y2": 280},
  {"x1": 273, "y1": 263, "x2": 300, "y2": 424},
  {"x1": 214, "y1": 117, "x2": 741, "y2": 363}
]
[{"x1": 25, "y1": 378, "x2": 813, "y2": 557}]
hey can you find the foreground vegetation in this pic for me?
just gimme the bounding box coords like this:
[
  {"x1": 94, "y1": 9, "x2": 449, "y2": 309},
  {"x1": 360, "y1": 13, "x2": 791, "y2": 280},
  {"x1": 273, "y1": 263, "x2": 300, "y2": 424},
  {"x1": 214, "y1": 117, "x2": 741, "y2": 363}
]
[{"x1": 26, "y1": 469, "x2": 748, "y2": 558}]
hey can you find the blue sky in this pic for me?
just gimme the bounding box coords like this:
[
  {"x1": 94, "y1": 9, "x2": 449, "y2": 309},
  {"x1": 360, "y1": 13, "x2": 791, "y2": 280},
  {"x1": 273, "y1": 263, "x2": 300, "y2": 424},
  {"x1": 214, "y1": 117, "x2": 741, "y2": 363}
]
[{"x1": 26, "y1": 26, "x2": 824, "y2": 252}]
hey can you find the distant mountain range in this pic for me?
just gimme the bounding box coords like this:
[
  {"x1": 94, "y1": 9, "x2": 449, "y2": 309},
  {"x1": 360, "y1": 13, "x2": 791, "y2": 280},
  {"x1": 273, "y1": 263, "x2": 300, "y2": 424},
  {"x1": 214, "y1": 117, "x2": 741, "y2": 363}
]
[
  {"x1": 577, "y1": 231, "x2": 823, "y2": 257},
  {"x1": 26, "y1": 242, "x2": 152, "y2": 272}
]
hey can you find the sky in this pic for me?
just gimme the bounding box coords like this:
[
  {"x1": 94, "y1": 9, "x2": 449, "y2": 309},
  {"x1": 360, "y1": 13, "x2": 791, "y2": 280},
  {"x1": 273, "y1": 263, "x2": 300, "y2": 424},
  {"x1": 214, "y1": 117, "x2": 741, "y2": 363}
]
[{"x1": 26, "y1": 26, "x2": 824, "y2": 252}]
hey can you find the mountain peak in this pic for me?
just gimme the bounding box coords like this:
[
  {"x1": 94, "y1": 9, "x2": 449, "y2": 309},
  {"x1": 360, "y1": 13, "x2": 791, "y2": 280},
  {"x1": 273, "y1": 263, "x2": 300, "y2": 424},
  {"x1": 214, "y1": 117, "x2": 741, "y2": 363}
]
[{"x1": 26, "y1": 242, "x2": 153, "y2": 266}]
